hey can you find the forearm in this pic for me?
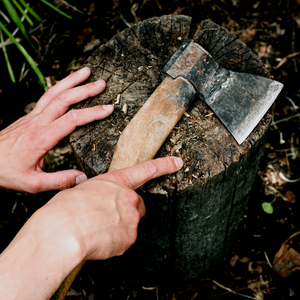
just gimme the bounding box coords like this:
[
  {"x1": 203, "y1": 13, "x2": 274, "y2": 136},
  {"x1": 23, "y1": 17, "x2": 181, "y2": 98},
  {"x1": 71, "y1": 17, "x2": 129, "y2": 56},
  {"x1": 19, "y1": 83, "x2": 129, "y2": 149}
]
[{"x1": 0, "y1": 209, "x2": 83, "y2": 300}]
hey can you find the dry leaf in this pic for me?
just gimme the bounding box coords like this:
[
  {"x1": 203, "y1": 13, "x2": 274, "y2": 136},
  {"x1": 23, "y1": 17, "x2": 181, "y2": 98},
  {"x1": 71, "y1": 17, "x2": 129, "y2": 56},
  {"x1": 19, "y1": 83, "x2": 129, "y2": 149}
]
[
  {"x1": 273, "y1": 244, "x2": 300, "y2": 278},
  {"x1": 77, "y1": 28, "x2": 91, "y2": 46},
  {"x1": 239, "y1": 27, "x2": 256, "y2": 44},
  {"x1": 171, "y1": 6, "x2": 183, "y2": 15},
  {"x1": 24, "y1": 102, "x2": 36, "y2": 114},
  {"x1": 55, "y1": 144, "x2": 73, "y2": 155},
  {"x1": 248, "y1": 261, "x2": 254, "y2": 272},
  {"x1": 247, "y1": 275, "x2": 268, "y2": 300},
  {"x1": 254, "y1": 42, "x2": 268, "y2": 59},
  {"x1": 240, "y1": 256, "x2": 251, "y2": 264},
  {"x1": 288, "y1": 0, "x2": 300, "y2": 26},
  {"x1": 284, "y1": 190, "x2": 296, "y2": 203},
  {"x1": 66, "y1": 288, "x2": 82, "y2": 296},
  {"x1": 84, "y1": 35, "x2": 101, "y2": 52},
  {"x1": 229, "y1": 254, "x2": 239, "y2": 267}
]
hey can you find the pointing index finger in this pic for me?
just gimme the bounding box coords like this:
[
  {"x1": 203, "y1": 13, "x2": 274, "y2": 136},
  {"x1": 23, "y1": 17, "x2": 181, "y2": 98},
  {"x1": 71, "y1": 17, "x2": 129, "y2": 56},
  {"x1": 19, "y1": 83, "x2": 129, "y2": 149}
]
[{"x1": 103, "y1": 157, "x2": 184, "y2": 190}]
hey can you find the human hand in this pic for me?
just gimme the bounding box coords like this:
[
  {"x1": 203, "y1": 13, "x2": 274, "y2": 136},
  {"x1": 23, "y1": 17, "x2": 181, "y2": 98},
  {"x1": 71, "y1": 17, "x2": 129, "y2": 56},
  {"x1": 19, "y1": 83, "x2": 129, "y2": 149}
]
[
  {"x1": 0, "y1": 67, "x2": 113, "y2": 193},
  {"x1": 0, "y1": 157, "x2": 183, "y2": 300},
  {"x1": 42, "y1": 156, "x2": 183, "y2": 261}
]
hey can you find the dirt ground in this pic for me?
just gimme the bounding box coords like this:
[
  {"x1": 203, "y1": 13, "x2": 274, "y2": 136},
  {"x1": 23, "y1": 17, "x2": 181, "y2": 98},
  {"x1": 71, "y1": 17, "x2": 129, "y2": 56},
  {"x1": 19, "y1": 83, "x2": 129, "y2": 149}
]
[{"x1": 1, "y1": 0, "x2": 300, "y2": 299}]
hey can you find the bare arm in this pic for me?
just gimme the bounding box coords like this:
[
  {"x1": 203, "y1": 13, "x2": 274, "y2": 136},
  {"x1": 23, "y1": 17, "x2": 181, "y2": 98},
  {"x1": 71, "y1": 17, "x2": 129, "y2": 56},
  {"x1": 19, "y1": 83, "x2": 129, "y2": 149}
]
[{"x1": 0, "y1": 157, "x2": 183, "y2": 300}]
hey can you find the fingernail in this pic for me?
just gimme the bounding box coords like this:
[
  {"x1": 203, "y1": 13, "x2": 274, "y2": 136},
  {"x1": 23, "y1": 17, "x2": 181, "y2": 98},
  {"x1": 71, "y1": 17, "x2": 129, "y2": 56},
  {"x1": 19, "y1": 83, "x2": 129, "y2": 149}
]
[
  {"x1": 75, "y1": 174, "x2": 87, "y2": 185},
  {"x1": 102, "y1": 104, "x2": 114, "y2": 111},
  {"x1": 94, "y1": 79, "x2": 105, "y2": 86},
  {"x1": 174, "y1": 157, "x2": 183, "y2": 169},
  {"x1": 77, "y1": 67, "x2": 88, "y2": 74}
]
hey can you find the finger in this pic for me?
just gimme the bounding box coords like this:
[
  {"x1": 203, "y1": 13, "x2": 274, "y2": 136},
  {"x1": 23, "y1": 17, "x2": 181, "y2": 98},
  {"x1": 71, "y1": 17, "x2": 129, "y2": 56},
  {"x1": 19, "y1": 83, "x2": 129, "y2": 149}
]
[
  {"x1": 39, "y1": 79, "x2": 106, "y2": 123},
  {"x1": 34, "y1": 67, "x2": 91, "y2": 112},
  {"x1": 40, "y1": 105, "x2": 114, "y2": 151},
  {"x1": 137, "y1": 195, "x2": 146, "y2": 218},
  {"x1": 28, "y1": 170, "x2": 87, "y2": 193},
  {"x1": 103, "y1": 157, "x2": 184, "y2": 190}
]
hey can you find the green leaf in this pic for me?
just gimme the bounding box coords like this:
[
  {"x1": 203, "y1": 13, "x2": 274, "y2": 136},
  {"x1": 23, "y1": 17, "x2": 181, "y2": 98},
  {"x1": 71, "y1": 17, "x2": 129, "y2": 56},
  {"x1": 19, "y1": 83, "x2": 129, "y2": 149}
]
[
  {"x1": 0, "y1": 29, "x2": 15, "y2": 83},
  {"x1": 18, "y1": 0, "x2": 42, "y2": 22},
  {"x1": 11, "y1": 0, "x2": 34, "y2": 26},
  {"x1": 262, "y1": 202, "x2": 274, "y2": 214},
  {"x1": 290, "y1": 147, "x2": 299, "y2": 160},
  {"x1": 0, "y1": 20, "x2": 47, "y2": 90},
  {"x1": 2, "y1": 0, "x2": 36, "y2": 50},
  {"x1": 40, "y1": 0, "x2": 72, "y2": 19}
]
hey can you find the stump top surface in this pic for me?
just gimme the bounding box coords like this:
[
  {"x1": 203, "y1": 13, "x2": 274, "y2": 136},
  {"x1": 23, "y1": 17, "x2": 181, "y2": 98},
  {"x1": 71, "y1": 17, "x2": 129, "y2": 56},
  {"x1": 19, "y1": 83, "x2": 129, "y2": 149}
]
[{"x1": 70, "y1": 15, "x2": 271, "y2": 191}]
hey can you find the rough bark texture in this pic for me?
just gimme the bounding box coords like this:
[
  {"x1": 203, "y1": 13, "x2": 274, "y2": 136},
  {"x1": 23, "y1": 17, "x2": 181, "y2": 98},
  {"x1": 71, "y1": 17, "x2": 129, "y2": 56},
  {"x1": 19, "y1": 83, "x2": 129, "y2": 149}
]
[{"x1": 70, "y1": 16, "x2": 272, "y2": 283}]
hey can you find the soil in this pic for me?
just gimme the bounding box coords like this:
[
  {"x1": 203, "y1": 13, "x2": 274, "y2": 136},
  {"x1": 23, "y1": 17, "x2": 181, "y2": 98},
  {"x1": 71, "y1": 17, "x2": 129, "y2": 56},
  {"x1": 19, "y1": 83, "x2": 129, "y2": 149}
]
[{"x1": 1, "y1": 0, "x2": 300, "y2": 299}]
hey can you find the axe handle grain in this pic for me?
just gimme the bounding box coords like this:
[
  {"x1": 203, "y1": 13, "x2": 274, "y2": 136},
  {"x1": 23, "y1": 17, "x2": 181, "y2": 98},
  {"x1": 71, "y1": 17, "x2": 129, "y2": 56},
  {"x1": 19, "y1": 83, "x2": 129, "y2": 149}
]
[
  {"x1": 51, "y1": 76, "x2": 196, "y2": 300},
  {"x1": 109, "y1": 76, "x2": 196, "y2": 171}
]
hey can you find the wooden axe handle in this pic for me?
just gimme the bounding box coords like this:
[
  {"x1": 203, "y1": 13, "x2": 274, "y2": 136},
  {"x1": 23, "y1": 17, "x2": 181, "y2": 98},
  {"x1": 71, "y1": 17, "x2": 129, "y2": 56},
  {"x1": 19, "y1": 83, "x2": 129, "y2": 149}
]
[
  {"x1": 109, "y1": 76, "x2": 196, "y2": 171},
  {"x1": 51, "y1": 76, "x2": 196, "y2": 299},
  {"x1": 50, "y1": 262, "x2": 84, "y2": 300}
]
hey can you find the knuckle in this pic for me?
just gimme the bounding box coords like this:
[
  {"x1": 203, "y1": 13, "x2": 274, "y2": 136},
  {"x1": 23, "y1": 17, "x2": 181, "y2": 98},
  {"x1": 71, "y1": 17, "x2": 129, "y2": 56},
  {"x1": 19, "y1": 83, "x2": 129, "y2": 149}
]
[
  {"x1": 131, "y1": 210, "x2": 141, "y2": 224},
  {"x1": 27, "y1": 177, "x2": 43, "y2": 193},
  {"x1": 43, "y1": 87, "x2": 55, "y2": 98},
  {"x1": 128, "y1": 229, "x2": 138, "y2": 246},
  {"x1": 55, "y1": 91, "x2": 68, "y2": 104},
  {"x1": 58, "y1": 175, "x2": 72, "y2": 190},
  {"x1": 65, "y1": 110, "x2": 77, "y2": 124},
  {"x1": 142, "y1": 161, "x2": 158, "y2": 178},
  {"x1": 127, "y1": 191, "x2": 140, "y2": 206},
  {"x1": 84, "y1": 83, "x2": 93, "y2": 95},
  {"x1": 109, "y1": 172, "x2": 133, "y2": 188}
]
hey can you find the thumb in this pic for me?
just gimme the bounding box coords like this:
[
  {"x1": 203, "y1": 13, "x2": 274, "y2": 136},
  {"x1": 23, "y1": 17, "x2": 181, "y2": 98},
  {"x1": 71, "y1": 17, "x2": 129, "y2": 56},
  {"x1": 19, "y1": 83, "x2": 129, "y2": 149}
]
[
  {"x1": 36, "y1": 170, "x2": 87, "y2": 192},
  {"x1": 102, "y1": 156, "x2": 183, "y2": 190}
]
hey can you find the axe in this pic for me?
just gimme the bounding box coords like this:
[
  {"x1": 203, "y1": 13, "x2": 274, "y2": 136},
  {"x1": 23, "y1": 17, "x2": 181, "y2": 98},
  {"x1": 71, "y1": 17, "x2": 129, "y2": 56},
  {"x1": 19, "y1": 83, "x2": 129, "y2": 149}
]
[
  {"x1": 108, "y1": 39, "x2": 283, "y2": 171},
  {"x1": 52, "y1": 39, "x2": 283, "y2": 299}
]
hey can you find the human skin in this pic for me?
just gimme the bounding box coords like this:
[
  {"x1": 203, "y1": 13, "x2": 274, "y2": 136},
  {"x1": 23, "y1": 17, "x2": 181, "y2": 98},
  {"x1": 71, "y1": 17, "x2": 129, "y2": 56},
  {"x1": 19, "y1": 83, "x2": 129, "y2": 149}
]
[
  {"x1": 0, "y1": 68, "x2": 184, "y2": 299},
  {"x1": 0, "y1": 67, "x2": 114, "y2": 192},
  {"x1": 0, "y1": 157, "x2": 183, "y2": 300}
]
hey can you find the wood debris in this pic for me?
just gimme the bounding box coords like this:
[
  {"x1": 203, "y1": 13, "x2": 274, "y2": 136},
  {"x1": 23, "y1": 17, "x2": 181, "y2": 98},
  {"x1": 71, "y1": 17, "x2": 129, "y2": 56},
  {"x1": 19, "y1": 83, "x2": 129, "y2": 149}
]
[
  {"x1": 273, "y1": 244, "x2": 300, "y2": 278},
  {"x1": 122, "y1": 103, "x2": 128, "y2": 114}
]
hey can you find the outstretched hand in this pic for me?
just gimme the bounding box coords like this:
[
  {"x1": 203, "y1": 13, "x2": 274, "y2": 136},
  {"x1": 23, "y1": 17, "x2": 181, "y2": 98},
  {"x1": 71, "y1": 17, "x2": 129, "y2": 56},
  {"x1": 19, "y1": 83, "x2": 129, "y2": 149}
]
[
  {"x1": 0, "y1": 67, "x2": 113, "y2": 193},
  {"x1": 43, "y1": 156, "x2": 183, "y2": 261},
  {"x1": 0, "y1": 157, "x2": 183, "y2": 300}
]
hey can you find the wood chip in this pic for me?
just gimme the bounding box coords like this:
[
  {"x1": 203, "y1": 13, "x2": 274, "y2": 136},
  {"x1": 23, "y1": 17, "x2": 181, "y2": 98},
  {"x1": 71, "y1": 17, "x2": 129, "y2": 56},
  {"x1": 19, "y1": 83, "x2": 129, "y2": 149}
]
[
  {"x1": 115, "y1": 94, "x2": 121, "y2": 104},
  {"x1": 122, "y1": 103, "x2": 128, "y2": 114}
]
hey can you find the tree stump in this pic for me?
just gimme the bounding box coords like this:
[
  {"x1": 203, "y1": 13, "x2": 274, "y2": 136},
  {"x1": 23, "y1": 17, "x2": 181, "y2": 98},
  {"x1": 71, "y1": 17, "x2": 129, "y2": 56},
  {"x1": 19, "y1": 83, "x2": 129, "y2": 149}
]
[{"x1": 70, "y1": 15, "x2": 272, "y2": 283}]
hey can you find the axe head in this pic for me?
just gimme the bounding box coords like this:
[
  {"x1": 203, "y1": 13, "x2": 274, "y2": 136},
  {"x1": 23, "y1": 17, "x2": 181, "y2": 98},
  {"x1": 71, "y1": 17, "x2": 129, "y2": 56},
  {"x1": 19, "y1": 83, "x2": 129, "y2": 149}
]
[{"x1": 161, "y1": 39, "x2": 283, "y2": 145}]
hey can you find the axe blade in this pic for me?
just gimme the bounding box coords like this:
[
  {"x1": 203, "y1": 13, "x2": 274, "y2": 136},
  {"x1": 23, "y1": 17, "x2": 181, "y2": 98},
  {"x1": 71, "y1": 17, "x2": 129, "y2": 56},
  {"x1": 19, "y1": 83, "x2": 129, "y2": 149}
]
[
  {"x1": 204, "y1": 71, "x2": 283, "y2": 145},
  {"x1": 162, "y1": 39, "x2": 283, "y2": 145}
]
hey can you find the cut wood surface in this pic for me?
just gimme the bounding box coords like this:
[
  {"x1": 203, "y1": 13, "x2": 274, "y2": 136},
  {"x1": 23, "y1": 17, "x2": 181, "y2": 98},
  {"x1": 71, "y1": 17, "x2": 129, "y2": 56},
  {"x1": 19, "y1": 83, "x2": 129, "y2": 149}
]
[{"x1": 69, "y1": 15, "x2": 272, "y2": 283}]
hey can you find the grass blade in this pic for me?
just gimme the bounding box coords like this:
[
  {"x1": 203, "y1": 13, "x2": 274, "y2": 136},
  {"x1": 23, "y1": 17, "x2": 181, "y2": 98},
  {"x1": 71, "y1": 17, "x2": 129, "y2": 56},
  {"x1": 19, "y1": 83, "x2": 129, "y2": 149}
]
[
  {"x1": 11, "y1": 0, "x2": 34, "y2": 26},
  {"x1": 2, "y1": 0, "x2": 35, "y2": 50},
  {"x1": 0, "y1": 9, "x2": 11, "y2": 23},
  {"x1": 18, "y1": 0, "x2": 42, "y2": 22},
  {"x1": 0, "y1": 21, "x2": 47, "y2": 90},
  {"x1": 40, "y1": 0, "x2": 72, "y2": 19},
  {"x1": 0, "y1": 29, "x2": 16, "y2": 83},
  {"x1": 0, "y1": 36, "x2": 21, "y2": 48}
]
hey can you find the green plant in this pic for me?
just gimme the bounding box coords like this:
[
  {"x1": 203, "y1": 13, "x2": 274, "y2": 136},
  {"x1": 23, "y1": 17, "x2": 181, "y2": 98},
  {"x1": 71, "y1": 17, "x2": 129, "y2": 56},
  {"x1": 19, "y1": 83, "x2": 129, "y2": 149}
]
[
  {"x1": 0, "y1": 0, "x2": 72, "y2": 90},
  {"x1": 261, "y1": 195, "x2": 277, "y2": 214}
]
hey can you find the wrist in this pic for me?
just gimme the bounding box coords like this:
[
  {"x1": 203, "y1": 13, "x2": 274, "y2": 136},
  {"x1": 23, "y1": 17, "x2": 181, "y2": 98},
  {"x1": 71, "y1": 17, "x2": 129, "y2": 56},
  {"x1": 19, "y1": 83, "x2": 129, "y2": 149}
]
[
  {"x1": 35, "y1": 204, "x2": 86, "y2": 274},
  {"x1": 0, "y1": 206, "x2": 84, "y2": 300}
]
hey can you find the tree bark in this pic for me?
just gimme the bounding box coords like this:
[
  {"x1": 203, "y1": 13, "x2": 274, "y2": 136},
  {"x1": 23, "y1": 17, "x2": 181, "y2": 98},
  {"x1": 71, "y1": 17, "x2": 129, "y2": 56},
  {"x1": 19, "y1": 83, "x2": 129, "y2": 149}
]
[{"x1": 70, "y1": 15, "x2": 272, "y2": 283}]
